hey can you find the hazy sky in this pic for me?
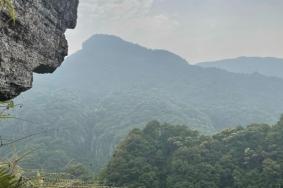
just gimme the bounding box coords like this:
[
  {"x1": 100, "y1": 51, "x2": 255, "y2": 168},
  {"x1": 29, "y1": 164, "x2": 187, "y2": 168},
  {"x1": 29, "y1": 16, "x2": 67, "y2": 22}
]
[{"x1": 66, "y1": 0, "x2": 283, "y2": 63}]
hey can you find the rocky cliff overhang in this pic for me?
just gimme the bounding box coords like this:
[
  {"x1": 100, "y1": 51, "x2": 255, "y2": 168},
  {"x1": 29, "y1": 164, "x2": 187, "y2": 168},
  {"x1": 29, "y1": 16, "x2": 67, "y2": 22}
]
[{"x1": 0, "y1": 0, "x2": 79, "y2": 100}]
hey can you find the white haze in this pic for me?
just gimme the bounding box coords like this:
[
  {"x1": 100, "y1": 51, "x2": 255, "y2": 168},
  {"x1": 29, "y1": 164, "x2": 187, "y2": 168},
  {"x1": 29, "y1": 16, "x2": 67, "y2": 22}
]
[{"x1": 66, "y1": 0, "x2": 283, "y2": 63}]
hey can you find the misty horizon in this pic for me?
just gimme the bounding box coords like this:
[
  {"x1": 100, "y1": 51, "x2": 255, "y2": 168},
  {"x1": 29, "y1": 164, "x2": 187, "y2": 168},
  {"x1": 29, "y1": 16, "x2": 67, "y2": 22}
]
[
  {"x1": 66, "y1": 0, "x2": 283, "y2": 63},
  {"x1": 67, "y1": 33, "x2": 283, "y2": 64}
]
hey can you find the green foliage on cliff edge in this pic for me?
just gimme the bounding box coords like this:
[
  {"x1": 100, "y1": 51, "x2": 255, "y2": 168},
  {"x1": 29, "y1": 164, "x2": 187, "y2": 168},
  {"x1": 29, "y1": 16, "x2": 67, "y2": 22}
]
[
  {"x1": 0, "y1": 0, "x2": 16, "y2": 22},
  {"x1": 0, "y1": 101, "x2": 14, "y2": 119},
  {"x1": 0, "y1": 159, "x2": 33, "y2": 188}
]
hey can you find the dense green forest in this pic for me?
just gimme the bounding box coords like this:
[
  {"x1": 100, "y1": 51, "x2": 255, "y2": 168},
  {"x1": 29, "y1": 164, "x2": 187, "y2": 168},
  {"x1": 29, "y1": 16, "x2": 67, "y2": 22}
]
[
  {"x1": 101, "y1": 116, "x2": 283, "y2": 188},
  {"x1": 1, "y1": 35, "x2": 283, "y2": 173}
]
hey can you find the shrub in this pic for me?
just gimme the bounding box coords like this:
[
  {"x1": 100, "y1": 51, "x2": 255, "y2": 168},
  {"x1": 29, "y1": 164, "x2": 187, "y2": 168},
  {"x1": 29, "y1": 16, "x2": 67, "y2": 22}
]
[{"x1": 0, "y1": 0, "x2": 16, "y2": 23}]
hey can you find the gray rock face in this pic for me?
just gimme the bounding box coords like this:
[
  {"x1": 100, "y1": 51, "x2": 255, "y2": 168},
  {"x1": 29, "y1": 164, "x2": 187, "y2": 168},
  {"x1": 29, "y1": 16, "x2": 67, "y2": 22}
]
[{"x1": 0, "y1": 0, "x2": 79, "y2": 100}]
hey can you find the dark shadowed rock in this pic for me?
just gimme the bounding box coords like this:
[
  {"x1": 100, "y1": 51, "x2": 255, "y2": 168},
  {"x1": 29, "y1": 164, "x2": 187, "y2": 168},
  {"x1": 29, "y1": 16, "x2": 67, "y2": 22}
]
[{"x1": 0, "y1": 0, "x2": 79, "y2": 100}]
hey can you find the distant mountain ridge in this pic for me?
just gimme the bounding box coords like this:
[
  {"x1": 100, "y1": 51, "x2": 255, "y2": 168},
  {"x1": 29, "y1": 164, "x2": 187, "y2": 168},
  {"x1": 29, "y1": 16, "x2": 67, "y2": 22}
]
[
  {"x1": 1, "y1": 34, "x2": 283, "y2": 173},
  {"x1": 197, "y1": 57, "x2": 283, "y2": 79}
]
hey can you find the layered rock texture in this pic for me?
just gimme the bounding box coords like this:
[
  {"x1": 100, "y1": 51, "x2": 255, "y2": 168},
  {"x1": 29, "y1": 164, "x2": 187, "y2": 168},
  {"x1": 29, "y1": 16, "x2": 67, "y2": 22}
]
[{"x1": 0, "y1": 0, "x2": 79, "y2": 100}]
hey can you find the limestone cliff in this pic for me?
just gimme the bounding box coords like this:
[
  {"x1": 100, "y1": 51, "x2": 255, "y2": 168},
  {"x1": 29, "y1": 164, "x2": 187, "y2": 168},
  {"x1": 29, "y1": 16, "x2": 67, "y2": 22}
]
[{"x1": 0, "y1": 0, "x2": 79, "y2": 100}]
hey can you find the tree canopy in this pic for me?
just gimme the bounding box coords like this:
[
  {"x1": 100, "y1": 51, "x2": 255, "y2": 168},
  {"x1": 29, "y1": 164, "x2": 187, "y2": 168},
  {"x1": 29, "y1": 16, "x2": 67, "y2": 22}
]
[{"x1": 101, "y1": 116, "x2": 283, "y2": 188}]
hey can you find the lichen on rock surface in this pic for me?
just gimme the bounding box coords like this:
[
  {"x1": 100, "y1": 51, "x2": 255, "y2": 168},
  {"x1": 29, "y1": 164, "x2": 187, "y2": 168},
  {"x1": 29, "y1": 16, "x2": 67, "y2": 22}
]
[{"x1": 0, "y1": 0, "x2": 79, "y2": 101}]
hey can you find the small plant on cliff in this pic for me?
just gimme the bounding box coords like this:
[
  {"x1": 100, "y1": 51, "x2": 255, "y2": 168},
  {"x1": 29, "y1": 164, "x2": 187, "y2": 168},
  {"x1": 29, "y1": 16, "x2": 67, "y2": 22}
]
[
  {"x1": 0, "y1": 101, "x2": 15, "y2": 119},
  {"x1": 0, "y1": 0, "x2": 16, "y2": 23},
  {"x1": 0, "y1": 154, "x2": 34, "y2": 188}
]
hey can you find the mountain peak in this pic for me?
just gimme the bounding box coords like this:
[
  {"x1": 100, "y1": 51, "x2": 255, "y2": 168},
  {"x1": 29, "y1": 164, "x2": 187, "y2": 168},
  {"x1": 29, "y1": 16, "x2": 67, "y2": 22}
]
[
  {"x1": 80, "y1": 34, "x2": 189, "y2": 66},
  {"x1": 82, "y1": 34, "x2": 124, "y2": 47}
]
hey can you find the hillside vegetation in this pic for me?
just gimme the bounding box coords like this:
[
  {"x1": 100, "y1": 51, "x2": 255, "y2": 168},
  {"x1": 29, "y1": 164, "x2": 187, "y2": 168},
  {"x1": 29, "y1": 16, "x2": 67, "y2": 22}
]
[
  {"x1": 102, "y1": 116, "x2": 283, "y2": 188},
  {"x1": 1, "y1": 35, "x2": 283, "y2": 173}
]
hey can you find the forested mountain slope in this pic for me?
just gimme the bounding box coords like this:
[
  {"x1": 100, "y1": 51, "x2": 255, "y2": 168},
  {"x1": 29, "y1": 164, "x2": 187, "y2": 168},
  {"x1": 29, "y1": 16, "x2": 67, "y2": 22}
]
[
  {"x1": 1, "y1": 35, "x2": 283, "y2": 172},
  {"x1": 102, "y1": 116, "x2": 283, "y2": 188},
  {"x1": 198, "y1": 57, "x2": 283, "y2": 79},
  {"x1": 40, "y1": 34, "x2": 283, "y2": 130}
]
